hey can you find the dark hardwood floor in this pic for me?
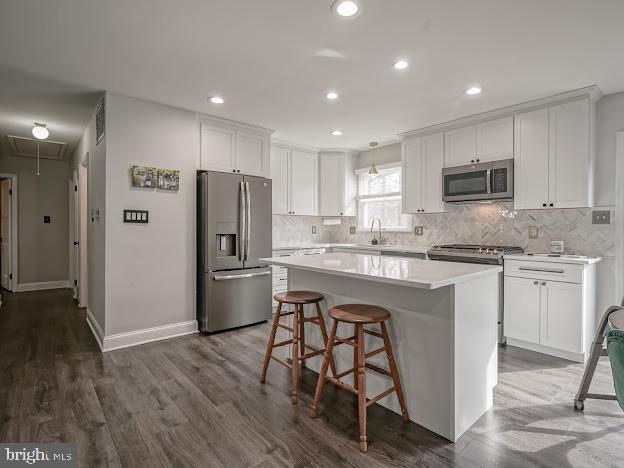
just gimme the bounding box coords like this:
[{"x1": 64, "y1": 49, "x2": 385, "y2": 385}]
[{"x1": 1, "y1": 289, "x2": 624, "y2": 467}]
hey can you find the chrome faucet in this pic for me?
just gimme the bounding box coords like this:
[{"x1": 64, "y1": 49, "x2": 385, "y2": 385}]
[{"x1": 370, "y1": 217, "x2": 383, "y2": 245}]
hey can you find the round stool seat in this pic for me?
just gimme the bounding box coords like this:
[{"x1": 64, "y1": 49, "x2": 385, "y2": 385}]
[
  {"x1": 274, "y1": 290, "x2": 324, "y2": 304},
  {"x1": 329, "y1": 304, "x2": 390, "y2": 324}
]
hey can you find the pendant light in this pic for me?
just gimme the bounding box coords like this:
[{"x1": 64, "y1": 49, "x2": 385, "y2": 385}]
[
  {"x1": 368, "y1": 141, "x2": 379, "y2": 176},
  {"x1": 32, "y1": 122, "x2": 49, "y2": 140}
]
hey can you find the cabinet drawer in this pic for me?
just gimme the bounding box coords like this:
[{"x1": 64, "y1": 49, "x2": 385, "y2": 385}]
[{"x1": 504, "y1": 260, "x2": 582, "y2": 283}]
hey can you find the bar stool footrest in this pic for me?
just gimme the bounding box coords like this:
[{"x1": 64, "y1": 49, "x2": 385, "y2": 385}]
[
  {"x1": 326, "y1": 376, "x2": 358, "y2": 395},
  {"x1": 270, "y1": 355, "x2": 293, "y2": 369},
  {"x1": 365, "y1": 362, "x2": 391, "y2": 376},
  {"x1": 277, "y1": 323, "x2": 294, "y2": 332},
  {"x1": 367, "y1": 386, "x2": 397, "y2": 407}
]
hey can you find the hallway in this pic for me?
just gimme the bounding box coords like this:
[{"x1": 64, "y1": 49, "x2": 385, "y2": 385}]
[{"x1": 1, "y1": 290, "x2": 624, "y2": 467}]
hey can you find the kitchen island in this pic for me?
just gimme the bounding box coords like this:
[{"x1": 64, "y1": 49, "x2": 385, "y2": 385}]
[{"x1": 260, "y1": 252, "x2": 502, "y2": 442}]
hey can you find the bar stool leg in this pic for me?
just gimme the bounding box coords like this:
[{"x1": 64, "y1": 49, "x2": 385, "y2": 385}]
[
  {"x1": 381, "y1": 321, "x2": 410, "y2": 422},
  {"x1": 299, "y1": 304, "x2": 306, "y2": 369},
  {"x1": 356, "y1": 324, "x2": 367, "y2": 453},
  {"x1": 261, "y1": 301, "x2": 282, "y2": 383},
  {"x1": 291, "y1": 304, "x2": 300, "y2": 404},
  {"x1": 314, "y1": 303, "x2": 337, "y2": 377},
  {"x1": 310, "y1": 320, "x2": 338, "y2": 418},
  {"x1": 353, "y1": 329, "x2": 359, "y2": 391}
]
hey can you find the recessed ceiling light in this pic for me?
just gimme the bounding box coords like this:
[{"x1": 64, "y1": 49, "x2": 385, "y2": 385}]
[
  {"x1": 332, "y1": 0, "x2": 359, "y2": 17},
  {"x1": 210, "y1": 96, "x2": 224, "y2": 104},
  {"x1": 326, "y1": 91, "x2": 339, "y2": 100},
  {"x1": 466, "y1": 87, "x2": 482, "y2": 95},
  {"x1": 332, "y1": 130, "x2": 343, "y2": 136},
  {"x1": 394, "y1": 60, "x2": 409, "y2": 70},
  {"x1": 32, "y1": 122, "x2": 49, "y2": 140}
]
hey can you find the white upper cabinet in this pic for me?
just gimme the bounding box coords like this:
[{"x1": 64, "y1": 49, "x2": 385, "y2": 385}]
[
  {"x1": 200, "y1": 124, "x2": 236, "y2": 173},
  {"x1": 548, "y1": 98, "x2": 591, "y2": 208},
  {"x1": 402, "y1": 132, "x2": 445, "y2": 214},
  {"x1": 236, "y1": 131, "x2": 268, "y2": 177},
  {"x1": 319, "y1": 151, "x2": 356, "y2": 216},
  {"x1": 199, "y1": 116, "x2": 273, "y2": 177},
  {"x1": 514, "y1": 97, "x2": 593, "y2": 210},
  {"x1": 444, "y1": 125, "x2": 476, "y2": 167},
  {"x1": 476, "y1": 116, "x2": 513, "y2": 162},
  {"x1": 270, "y1": 145, "x2": 290, "y2": 215},
  {"x1": 290, "y1": 149, "x2": 317, "y2": 215},
  {"x1": 514, "y1": 108, "x2": 550, "y2": 209},
  {"x1": 270, "y1": 143, "x2": 318, "y2": 216}
]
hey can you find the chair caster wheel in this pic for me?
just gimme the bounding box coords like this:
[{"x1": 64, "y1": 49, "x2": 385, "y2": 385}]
[{"x1": 574, "y1": 399, "x2": 584, "y2": 411}]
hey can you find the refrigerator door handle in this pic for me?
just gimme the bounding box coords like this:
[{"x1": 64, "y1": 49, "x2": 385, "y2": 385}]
[
  {"x1": 239, "y1": 181, "x2": 246, "y2": 261},
  {"x1": 213, "y1": 271, "x2": 271, "y2": 281},
  {"x1": 245, "y1": 181, "x2": 251, "y2": 262}
]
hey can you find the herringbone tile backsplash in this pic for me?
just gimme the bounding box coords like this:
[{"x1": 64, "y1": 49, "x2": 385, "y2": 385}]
[{"x1": 273, "y1": 203, "x2": 615, "y2": 257}]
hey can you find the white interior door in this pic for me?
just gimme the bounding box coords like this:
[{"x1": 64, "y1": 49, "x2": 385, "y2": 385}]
[
  {"x1": 0, "y1": 179, "x2": 12, "y2": 290},
  {"x1": 72, "y1": 172, "x2": 80, "y2": 299},
  {"x1": 78, "y1": 163, "x2": 88, "y2": 308}
]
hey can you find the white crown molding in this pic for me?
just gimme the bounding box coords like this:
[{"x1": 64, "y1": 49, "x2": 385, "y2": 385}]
[
  {"x1": 17, "y1": 280, "x2": 70, "y2": 292},
  {"x1": 398, "y1": 85, "x2": 603, "y2": 140},
  {"x1": 86, "y1": 308, "x2": 104, "y2": 351},
  {"x1": 271, "y1": 138, "x2": 320, "y2": 153},
  {"x1": 101, "y1": 320, "x2": 198, "y2": 352},
  {"x1": 197, "y1": 113, "x2": 275, "y2": 135},
  {"x1": 318, "y1": 147, "x2": 359, "y2": 156}
]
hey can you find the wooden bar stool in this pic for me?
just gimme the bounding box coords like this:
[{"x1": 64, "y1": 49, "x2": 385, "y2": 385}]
[
  {"x1": 310, "y1": 304, "x2": 409, "y2": 453},
  {"x1": 261, "y1": 291, "x2": 337, "y2": 404}
]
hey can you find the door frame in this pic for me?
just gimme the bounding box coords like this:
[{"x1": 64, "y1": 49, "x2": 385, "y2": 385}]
[
  {"x1": 615, "y1": 130, "x2": 624, "y2": 303},
  {"x1": 0, "y1": 173, "x2": 18, "y2": 291},
  {"x1": 78, "y1": 160, "x2": 88, "y2": 308}
]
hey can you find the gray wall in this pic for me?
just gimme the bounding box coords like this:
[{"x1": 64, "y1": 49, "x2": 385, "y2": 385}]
[
  {"x1": 105, "y1": 92, "x2": 198, "y2": 335},
  {"x1": 596, "y1": 91, "x2": 624, "y2": 206},
  {"x1": 356, "y1": 142, "x2": 401, "y2": 169},
  {"x1": 0, "y1": 149, "x2": 69, "y2": 284},
  {"x1": 71, "y1": 97, "x2": 107, "y2": 333}
]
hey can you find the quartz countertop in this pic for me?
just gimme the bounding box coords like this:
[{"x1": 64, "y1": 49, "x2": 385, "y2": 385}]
[
  {"x1": 261, "y1": 252, "x2": 502, "y2": 289},
  {"x1": 504, "y1": 253, "x2": 601, "y2": 265},
  {"x1": 272, "y1": 243, "x2": 430, "y2": 255}
]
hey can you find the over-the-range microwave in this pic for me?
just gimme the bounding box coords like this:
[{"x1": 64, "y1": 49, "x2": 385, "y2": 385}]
[{"x1": 442, "y1": 159, "x2": 513, "y2": 202}]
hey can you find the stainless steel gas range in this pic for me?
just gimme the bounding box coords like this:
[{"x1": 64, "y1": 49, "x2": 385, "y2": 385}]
[{"x1": 427, "y1": 244, "x2": 524, "y2": 343}]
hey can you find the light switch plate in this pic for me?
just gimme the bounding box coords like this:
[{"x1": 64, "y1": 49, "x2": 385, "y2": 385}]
[
  {"x1": 350, "y1": 226, "x2": 356, "y2": 235},
  {"x1": 528, "y1": 226, "x2": 538, "y2": 239},
  {"x1": 311, "y1": 226, "x2": 317, "y2": 234},
  {"x1": 414, "y1": 226, "x2": 424, "y2": 236},
  {"x1": 592, "y1": 210, "x2": 611, "y2": 224}
]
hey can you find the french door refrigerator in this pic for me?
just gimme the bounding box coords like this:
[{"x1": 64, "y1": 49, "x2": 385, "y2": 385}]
[{"x1": 197, "y1": 171, "x2": 272, "y2": 333}]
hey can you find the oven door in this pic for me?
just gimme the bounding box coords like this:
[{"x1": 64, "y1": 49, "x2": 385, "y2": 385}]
[{"x1": 443, "y1": 162, "x2": 491, "y2": 202}]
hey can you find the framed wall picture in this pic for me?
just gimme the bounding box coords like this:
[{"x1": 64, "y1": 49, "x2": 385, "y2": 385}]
[
  {"x1": 158, "y1": 169, "x2": 180, "y2": 191},
  {"x1": 132, "y1": 166, "x2": 158, "y2": 188},
  {"x1": 96, "y1": 98, "x2": 105, "y2": 144}
]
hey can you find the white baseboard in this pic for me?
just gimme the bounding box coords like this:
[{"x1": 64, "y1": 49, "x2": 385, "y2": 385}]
[
  {"x1": 101, "y1": 320, "x2": 198, "y2": 352},
  {"x1": 506, "y1": 338, "x2": 585, "y2": 363},
  {"x1": 86, "y1": 307, "x2": 104, "y2": 351},
  {"x1": 17, "y1": 280, "x2": 71, "y2": 292}
]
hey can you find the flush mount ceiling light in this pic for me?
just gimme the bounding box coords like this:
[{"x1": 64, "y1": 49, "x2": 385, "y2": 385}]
[
  {"x1": 466, "y1": 87, "x2": 482, "y2": 95},
  {"x1": 209, "y1": 96, "x2": 224, "y2": 104},
  {"x1": 332, "y1": 0, "x2": 360, "y2": 17},
  {"x1": 326, "y1": 91, "x2": 339, "y2": 100},
  {"x1": 332, "y1": 130, "x2": 343, "y2": 136},
  {"x1": 394, "y1": 60, "x2": 409, "y2": 70},
  {"x1": 368, "y1": 141, "x2": 379, "y2": 176},
  {"x1": 31, "y1": 122, "x2": 49, "y2": 140}
]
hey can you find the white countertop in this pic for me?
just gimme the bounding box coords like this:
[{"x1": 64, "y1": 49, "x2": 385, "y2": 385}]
[
  {"x1": 504, "y1": 253, "x2": 601, "y2": 265},
  {"x1": 272, "y1": 243, "x2": 430, "y2": 255},
  {"x1": 261, "y1": 252, "x2": 502, "y2": 289}
]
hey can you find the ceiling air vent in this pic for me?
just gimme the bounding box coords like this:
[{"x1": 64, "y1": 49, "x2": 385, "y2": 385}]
[{"x1": 7, "y1": 135, "x2": 67, "y2": 160}]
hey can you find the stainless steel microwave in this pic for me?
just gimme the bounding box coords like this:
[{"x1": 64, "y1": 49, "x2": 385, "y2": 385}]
[{"x1": 442, "y1": 159, "x2": 513, "y2": 202}]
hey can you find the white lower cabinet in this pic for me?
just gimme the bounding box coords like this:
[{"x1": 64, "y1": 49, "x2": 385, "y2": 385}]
[{"x1": 504, "y1": 258, "x2": 596, "y2": 362}]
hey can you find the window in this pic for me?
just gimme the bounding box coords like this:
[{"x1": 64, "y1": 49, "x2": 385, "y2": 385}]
[{"x1": 356, "y1": 163, "x2": 411, "y2": 232}]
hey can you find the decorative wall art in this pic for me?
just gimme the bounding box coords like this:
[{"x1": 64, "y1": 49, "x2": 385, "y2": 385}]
[
  {"x1": 96, "y1": 98, "x2": 105, "y2": 144},
  {"x1": 157, "y1": 169, "x2": 180, "y2": 191},
  {"x1": 132, "y1": 166, "x2": 158, "y2": 188}
]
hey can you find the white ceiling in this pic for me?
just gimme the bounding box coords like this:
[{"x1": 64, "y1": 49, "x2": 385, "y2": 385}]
[{"x1": 1, "y1": 0, "x2": 624, "y2": 150}]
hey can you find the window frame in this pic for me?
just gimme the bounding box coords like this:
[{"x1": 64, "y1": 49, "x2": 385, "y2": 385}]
[{"x1": 355, "y1": 162, "x2": 412, "y2": 233}]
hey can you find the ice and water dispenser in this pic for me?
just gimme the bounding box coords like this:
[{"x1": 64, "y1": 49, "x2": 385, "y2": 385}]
[{"x1": 215, "y1": 223, "x2": 237, "y2": 257}]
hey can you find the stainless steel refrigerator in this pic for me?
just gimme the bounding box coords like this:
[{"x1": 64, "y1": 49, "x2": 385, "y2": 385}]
[{"x1": 197, "y1": 171, "x2": 272, "y2": 333}]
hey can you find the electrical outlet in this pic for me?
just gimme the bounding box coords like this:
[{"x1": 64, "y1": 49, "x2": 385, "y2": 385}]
[
  {"x1": 414, "y1": 226, "x2": 424, "y2": 236},
  {"x1": 311, "y1": 226, "x2": 317, "y2": 234},
  {"x1": 350, "y1": 226, "x2": 356, "y2": 235},
  {"x1": 592, "y1": 210, "x2": 611, "y2": 224},
  {"x1": 528, "y1": 226, "x2": 538, "y2": 239}
]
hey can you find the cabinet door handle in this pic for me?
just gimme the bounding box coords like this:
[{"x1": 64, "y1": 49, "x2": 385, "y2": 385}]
[
  {"x1": 518, "y1": 267, "x2": 564, "y2": 274},
  {"x1": 549, "y1": 203, "x2": 554, "y2": 207},
  {"x1": 541, "y1": 281, "x2": 547, "y2": 286},
  {"x1": 533, "y1": 280, "x2": 539, "y2": 285},
  {"x1": 542, "y1": 203, "x2": 547, "y2": 207}
]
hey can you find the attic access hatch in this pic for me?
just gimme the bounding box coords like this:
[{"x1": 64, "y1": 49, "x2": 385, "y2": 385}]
[{"x1": 7, "y1": 135, "x2": 67, "y2": 160}]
